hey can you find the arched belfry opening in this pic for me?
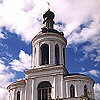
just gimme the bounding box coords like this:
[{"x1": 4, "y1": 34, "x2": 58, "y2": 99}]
[
  {"x1": 40, "y1": 44, "x2": 49, "y2": 65},
  {"x1": 37, "y1": 81, "x2": 52, "y2": 100},
  {"x1": 55, "y1": 44, "x2": 59, "y2": 65}
]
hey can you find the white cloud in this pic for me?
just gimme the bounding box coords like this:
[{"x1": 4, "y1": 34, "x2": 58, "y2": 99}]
[
  {"x1": 0, "y1": 0, "x2": 99, "y2": 44},
  {"x1": 0, "y1": 59, "x2": 15, "y2": 87},
  {"x1": 0, "y1": 60, "x2": 5, "y2": 72},
  {"x1": 10, "y1": 50, "x2": 31, "y2": 72},
  {"x1": 0, "y1": 33, "x2": 5, "y2": 39},
  {"x1": 82, "y1": 34, "x2": 100, "y2": 63},
  {"x1": 95, "y1": 56, "x2": 100, "y2": 62},
  {"x1": 94, "y1": 83, "x2": 100, "y2": 100},
  {"x1": 0, "y1": 59, "x2": 15, "y2": 100},
  {"x1": 51, "y1": 0, "x2": 100, "y2": 44},
  {"x1": 0, "y1": 87, "x2": 9, "y2": 100},
  {"x1": 0, "y1": 0, "x2": 47, "y2": 42},
  {"x1": 0, "y1": 29, "x2": 5, "y2": 39},
  {"x1": 88, "y1": 70, "x2": 100, "y2": 77},
  {"x1": 81, "y1": 69, "x2": 100, "y2": 78},
  {"x1": 82, "y1": 69, "x2": 100, "y2": 78},
  {"x1": 0, "y1": 73, "x2": 14, "y2": 87}
]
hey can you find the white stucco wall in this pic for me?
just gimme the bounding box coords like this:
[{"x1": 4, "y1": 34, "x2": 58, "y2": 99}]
[
  {"x1": 8, "y1": 73, "x2": 95, "y2": 100},
  {"x1": 64, "y1": 76, "x2": 94, "y2": 99}
]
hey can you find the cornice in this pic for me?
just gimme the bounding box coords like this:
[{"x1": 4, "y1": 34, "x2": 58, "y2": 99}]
[
  {"x1": 32, "y1": 32, "x2": 67, "y2": 44},
  {"x1": 25, "y1": 65, "x2": 65, "y2": 75},
  {"x1": 7, "y1": 80, "x2": 26, "y2": 90},
  {"x1": 64, "y1": 74, "x2": 94, "y2": 82}
]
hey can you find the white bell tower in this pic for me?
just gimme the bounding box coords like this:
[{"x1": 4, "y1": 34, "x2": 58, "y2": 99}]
[{"x1": 32, "y1": 9, "x2": 67, "y2": 68}]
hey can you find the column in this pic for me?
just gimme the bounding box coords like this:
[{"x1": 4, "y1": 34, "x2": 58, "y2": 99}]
[
  {"x1": 36, "y1": 43, "x2": 40, "y2": 67},
  {"x1": 14, "y1": 90, "x2": 16, "y2": 100},
  {"x1": 52, "y1": 76, "x2": 56, "y2": 99},
  {"x1": 32, "y1": 79, "x2": 34, "y2": 100},
  {"x1": 32, "y1": 46, "x2": 35, "y2": 67},
  {"x1": 61, "y1": 75, "x2": 64, "y2": 98},
  {"x1": 9, "y1": 91, "x2": 11, "y2": 100},
  {"x1": 49, "y1": 42, "x2": 55, "y2": 65},
  {"x1": 25, "y1": 88, "x2": 26, "y2": 100},
  {"x1": 66, "y1": 82, "x2": 68, "y2": 98},
  {"x1": 26, "y1": 79, "x2": 32, "y2": 100},
  {"x1": 41, "y1": 89, "x2": 42, "y2": 100},
  {"x1": 59, "y1": 45, "x2": 63, "y2": 65},
  {"x1": 75, "y1": 84, "x2": 78, "y2": 97}
]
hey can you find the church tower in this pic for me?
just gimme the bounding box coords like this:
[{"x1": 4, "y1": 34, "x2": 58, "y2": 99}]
[
  {"x1": 32, "y1": 9, "x2": 67, "y2": 68},
  {"x1": 7, "y1": 10, "x2": 95, "y2": 100},
  {"x1": 26, "y1": 9, "x2": 68, "y2": 100}
]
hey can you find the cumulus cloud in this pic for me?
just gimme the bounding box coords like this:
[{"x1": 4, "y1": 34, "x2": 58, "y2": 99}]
[
  {"x1": 0, "y1": 33, "x2": 5, "y2": 39},
  {"x1": 0, "y1": 88, "x2": 9, "y2": 100},
  {"x1": 0, "y1": 29, "x2": 5, "y2": 39},
  {"x1": 51, "y1": 0, "x2": 100, "y2": 44},
  {"x1": 0, "y1": 59, "x2": 6, "y2": 72},
  {"x1": 0, "y1": 60, "x2": 14, "y2": 86},
  {"x1": 81, "y1": 34, "x2": 100, "y2": 65},
  {"x1": 0, "y1": 59, "x2": 15, "y2": 100},
  {"x1": 88, "y1": 70, "x2": 100, "y2": 77},
  {"x1": 10, "y1": 50, "x2": 31, "y2": 72},
  {"x1": 94, "y1": 83, "x2": 100, "y2": 100},
  {"x1": 0, "y1": 0, "x2": 99, "y2": 44},
  {"x1": 82, "y1": 69, "x2": 100, "y2": 78},
  {"x1": 0, "y1": 0, "x2": 47, "y2": 42}
]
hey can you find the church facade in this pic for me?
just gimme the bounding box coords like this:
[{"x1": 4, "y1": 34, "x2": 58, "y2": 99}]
[{"x1": 7, "y1": 10, "x2": 95, "y2": 100}]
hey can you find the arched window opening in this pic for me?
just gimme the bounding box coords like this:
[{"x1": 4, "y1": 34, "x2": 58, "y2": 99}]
[
  {"x1": 40, "y1": 44, "x2": 49, "y2": 65},
  {"x1": 34, "y1": 47, "x2": 36, "y2": 55},
  {"x1": 84, "y1": 85, "x2": 88, "y2": 97},
  {"x1": 37, "y1": 81, "x2": 52, "y2": 100},
  {"x1": 70, "y1": 84, "x2": 75, "y2": 98},
  {"x1": 63, "y1": 47, "x2": 65, "y2": 66},
  {"x1": 55, "y1": 44, "x2": 59, "y2": 65},
  {"x1": 17, "y1": 91, "x2": 20, "y2": 100}
]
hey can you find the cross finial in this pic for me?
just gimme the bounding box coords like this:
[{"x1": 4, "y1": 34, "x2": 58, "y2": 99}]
[{"x1": 47, "y1": 1, "x2": 50, "y2": 10}]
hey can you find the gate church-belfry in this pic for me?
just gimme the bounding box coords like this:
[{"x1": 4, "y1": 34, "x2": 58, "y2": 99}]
[{"x1": 7, "y1": 10, "x2": 95, "y2": 100}]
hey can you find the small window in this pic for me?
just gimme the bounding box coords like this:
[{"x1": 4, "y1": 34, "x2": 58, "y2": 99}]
[
  {"x1": 84, "y1": 85, "x2": 88, "y2": 97},
  {"x1": 70, "y1": 84, "x2": 75, "y2": 98},
  {"x1": 17, "y1": 91, "x2": 20, "y2": 100},
  {"x1": 55, "y1": 44, "x2": 59, "y2": 65}
]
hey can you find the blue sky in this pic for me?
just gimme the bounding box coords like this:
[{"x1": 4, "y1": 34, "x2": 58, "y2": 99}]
[
  {"x1": 1, "y1": 25, "x2": 100, "y2": 83},
  {"x1": 0, "y1": 0, "x2": 100, "y2": 100}
]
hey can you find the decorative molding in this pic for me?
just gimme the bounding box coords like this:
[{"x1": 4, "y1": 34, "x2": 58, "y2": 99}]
[
  {"x1": 25, "y1": 65, "x2": 65, "y2": 75},
  {"x1": 64, "y1": 74, "x2": 94, "y2": 82},
  {"x1": 32, "y1": 32, "x2": 67, "y2": 44},
  {"x1": 7, "y1": 80, "x2": 26, "y2": 90}
]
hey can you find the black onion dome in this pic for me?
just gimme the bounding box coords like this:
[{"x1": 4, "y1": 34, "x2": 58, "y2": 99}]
[{"x1": 43, "y1": 9, "x2": 55, "y2": 20}]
